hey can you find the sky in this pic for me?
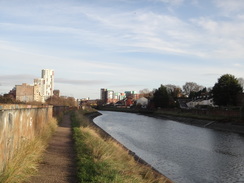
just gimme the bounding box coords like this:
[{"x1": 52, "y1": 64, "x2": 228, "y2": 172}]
[{"x1": 0, "y1": 0, "x2": 244, "y2": 99}]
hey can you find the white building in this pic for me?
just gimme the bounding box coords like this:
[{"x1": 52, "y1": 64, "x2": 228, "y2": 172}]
[
  {"x1": 107, "y1": 90, "x2": 114, "y2": 99},
  {"x1": 186, "y1": 98, "x2": 214, "y2": 108},
  {"x1": 42, "y1": 69, "x2": 54, "y2": 100},
  {"x1": 33, "y1": 69, "x2": 54, "y2": 103},
  {"x1": 34, "y1": 78, "x2": 45, "y2": 102}
]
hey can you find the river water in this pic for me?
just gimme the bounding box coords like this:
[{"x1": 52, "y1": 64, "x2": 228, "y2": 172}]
[{"x1": 93, "y1": 111, "x2": 244, "y2": 183}]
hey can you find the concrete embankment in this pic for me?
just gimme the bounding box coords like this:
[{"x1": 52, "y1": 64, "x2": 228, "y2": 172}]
[
  {"x1": 85, "y1": 112, "x2": 173, "y2": 183},
  {"x1": 153, "y1": 112, "x2": 244, "y2": 134}
]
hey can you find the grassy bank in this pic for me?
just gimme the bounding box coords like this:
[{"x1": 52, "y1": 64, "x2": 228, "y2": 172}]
[
  {"x1": 0, "y1": 118, "x2": 57, "y2": 183},
  {"x1": 71, "y1": 109, "x2": 171, "y2": 183}
]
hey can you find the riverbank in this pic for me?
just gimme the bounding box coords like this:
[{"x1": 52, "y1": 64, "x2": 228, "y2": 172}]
[
  {"x1": 97, "y1": 107, "x2": 244, "y2": 134},
  {"x1": 154, "y1": 110, "x2": 244, "y2": 134},
  {"x1": 72, "y1": 109, "x2": 173, "y2": 183}
]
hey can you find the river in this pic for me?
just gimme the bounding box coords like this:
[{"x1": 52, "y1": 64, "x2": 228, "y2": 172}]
[{"x1": 93, "y1": 111, "x2": 244, "y2": 183}]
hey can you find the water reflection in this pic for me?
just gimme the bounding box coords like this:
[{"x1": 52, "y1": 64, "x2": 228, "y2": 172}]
[{"x1": 94, "y1": 111, "x2": 244, "y2": 183}]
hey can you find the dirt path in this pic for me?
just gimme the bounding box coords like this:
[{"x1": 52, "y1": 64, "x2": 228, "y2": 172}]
[{"x1": 27, "y1": 114, "x2": 78, "y2": 183}]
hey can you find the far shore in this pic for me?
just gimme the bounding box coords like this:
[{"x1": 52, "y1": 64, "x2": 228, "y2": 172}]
[{"x1": 96, "y1": 107, "x2": 244, "y2": 134}]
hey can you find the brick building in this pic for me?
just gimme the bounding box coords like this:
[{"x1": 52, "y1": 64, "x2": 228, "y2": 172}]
[{"x1": 16, "y1": 83, "x2": 34, "y2": 102}]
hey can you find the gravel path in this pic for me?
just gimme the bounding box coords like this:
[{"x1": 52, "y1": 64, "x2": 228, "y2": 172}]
[{"x1": 27, "y1": 114, "x2": 78, "y2": 183}]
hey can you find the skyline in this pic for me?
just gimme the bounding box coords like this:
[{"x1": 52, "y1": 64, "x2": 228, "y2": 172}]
[{"x1": 0, "y1": 0, "x2": 244, "y2": 99}]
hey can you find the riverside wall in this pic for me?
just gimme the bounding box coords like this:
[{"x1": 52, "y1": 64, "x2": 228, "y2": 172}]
[{"x1": 0, "y1": 104, "x2": 53, "y2": 172}]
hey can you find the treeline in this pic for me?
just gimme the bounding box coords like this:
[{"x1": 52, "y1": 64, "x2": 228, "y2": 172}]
[
  {"x1": 0, "y1": 95, "x2": 78, "y2": 107},
  {"x1": 45, "y1": 96, "x2": 77, "y2": 107},
  {"x1": 142, "y1": 74, "x2": 244, "y2": 108}
]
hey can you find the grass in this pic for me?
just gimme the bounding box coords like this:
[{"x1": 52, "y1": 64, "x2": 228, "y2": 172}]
[
  {"x1": 71, "y1": 110, "x2": 171, "y2": 183},
  {"x1": 0, "y1": 117, "x2": 57, "y2": 183}
]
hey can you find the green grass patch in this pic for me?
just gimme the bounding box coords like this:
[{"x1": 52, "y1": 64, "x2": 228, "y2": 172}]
[{"x1": 71, "y1": 110, "x2": 171, "y2": 183}]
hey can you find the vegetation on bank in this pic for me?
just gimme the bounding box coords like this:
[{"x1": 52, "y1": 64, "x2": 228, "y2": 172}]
[
  {"x1": 0, "y1": 118, "x2": 57, "y2": 183},
  {"x1": 70, "y1": 109, "x2": 171, "y2": 183}
]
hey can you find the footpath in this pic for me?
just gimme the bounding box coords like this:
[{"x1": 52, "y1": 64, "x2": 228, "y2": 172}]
[{"x1": 27, "y1": 114, "x2": 78, "y2": 183}]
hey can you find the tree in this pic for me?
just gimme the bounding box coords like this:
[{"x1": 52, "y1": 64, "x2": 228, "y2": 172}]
[
  {"x1": 139, "y1": 88, "x2": 153, "y2": 98},
  {"x1": 183, "y1": 82, "x2": 204, "y2": 96},
  {"x1": 165, "y1": 84, "x2": 182, "y2": 98},
  {"x1": 212, "y1": 74, "x2": 243, "y2": 106},
  {"x1": 238, "y1": 78, "x2": 244, "y2": 92},
  {"x1": 46, "y1": 96, "x2": 77, "y2": 107},
  {"x1": 152, "y1": 85, "x2": 170, "y2": 108},
  {"x1": 189, "y1": 87, "x2": 207, "y2": 99}
]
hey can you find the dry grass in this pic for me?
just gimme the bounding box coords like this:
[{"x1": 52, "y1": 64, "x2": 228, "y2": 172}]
[
  {"x1": 80, "y1": 127, "x2": 168, "y2": 183},
  {"x1": 0, "y1": 118, "x2": 57, "y2": 183}
]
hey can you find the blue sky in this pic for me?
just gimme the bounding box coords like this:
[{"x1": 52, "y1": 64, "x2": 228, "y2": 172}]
[{"x1": 0, "y1": 0, "x2": 244, "y2": 99}]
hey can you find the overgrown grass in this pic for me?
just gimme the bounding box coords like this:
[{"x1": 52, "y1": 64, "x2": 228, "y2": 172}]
[
  {"x1": 71, "y1": 110, "x2": 171, "y2": 183},
  {"x1": 0, "y1": 118, "x2": 57, "y2": 183}
]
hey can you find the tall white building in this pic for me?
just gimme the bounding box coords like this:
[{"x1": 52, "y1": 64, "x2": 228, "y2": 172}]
[
  {"x1": 33, "y1": 69, "x2": 54, "y2": 102},
  {"x1": 42, "y1": 69, "x2": 54, "y2": 100}
]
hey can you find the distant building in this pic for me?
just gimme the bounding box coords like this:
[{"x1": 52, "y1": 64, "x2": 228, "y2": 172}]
[
  {"x1": 125, "y1": 91, "x2": 139, "y2": 100},
  {"x1": 14, "y1": 69, "x2": 54, "y2": 103},
  {"x1": 100, "y1": 88, "x2": 107, "y2": 104},
  {"x1": 100, "y1": 88, "x2": 138, "y2": 105},
  {"x1": 114, "y1": 92, "x2": 126, "y2": 101},
  {"x1": 16, "y1": 83, "x2": 34, "y2": 102},
  {"x1": 53, "y1": 90, "x2": 60, "y2": 97},
  {"x1": 33, "y1": 69, "x2": 54, "y2": 103},
  {"x1": 34, "y1": 78, "x2": 45, "y2": 102},
  {"x1": 107, "y1": 90, "x2": 114, "y2": 103},
  {"x1": 42, "y1": 69, "x2": 54, "y2": 100}
]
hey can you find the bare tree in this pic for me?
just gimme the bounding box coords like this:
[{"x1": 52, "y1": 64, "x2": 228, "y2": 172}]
[
  {"x1": 183, "y1": 82, "x2": 204, "y2": 96},
  {"x1": 165, "y1": 84, "x2": 182, "y2": 98},
  {"x1": 139, "y1": 88, "x2": 153, "y2": 98}
]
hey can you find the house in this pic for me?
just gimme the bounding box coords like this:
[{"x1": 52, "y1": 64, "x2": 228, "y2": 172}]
[{"x1": 186, "y1": 98, "x2": 214, "y2": 108}]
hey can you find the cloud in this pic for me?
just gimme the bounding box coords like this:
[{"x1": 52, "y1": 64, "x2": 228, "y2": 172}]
[
  {"x1": 0, "y1": 74, "x2": 36, "y2": 83},
  {"x1": 55, "y1": 78, "x2": 108, "y2": 85},
  {"x1": 1, "y1": 0, "x2": 244, "y2": 98},
  {"x1": 0, "y1": 74, "x2": 36, "y2": 94},
  {"x1": 214, "y1": 0, "x2": 244, "y2": 14},
  {"x1": 1, "y1": 1, "x2": 243, "y2": 61},
  {"x1": 150, "y1": 0, "x2": 184, "y2": 6}
]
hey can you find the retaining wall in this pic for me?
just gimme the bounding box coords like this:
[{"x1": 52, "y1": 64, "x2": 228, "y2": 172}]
[{"x1": 0, "y1": 104, "x2": 53, "y2": 172}]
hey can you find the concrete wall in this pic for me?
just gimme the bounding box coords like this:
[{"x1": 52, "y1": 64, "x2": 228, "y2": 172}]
[{"x1": 0, "y1": 104, "x2": 53, "y2": 172}]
